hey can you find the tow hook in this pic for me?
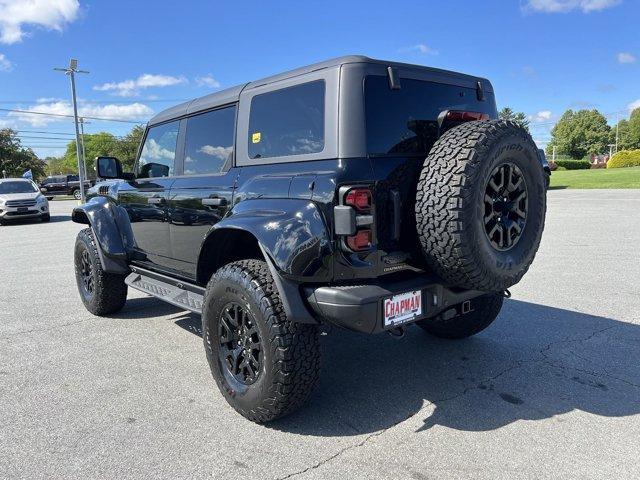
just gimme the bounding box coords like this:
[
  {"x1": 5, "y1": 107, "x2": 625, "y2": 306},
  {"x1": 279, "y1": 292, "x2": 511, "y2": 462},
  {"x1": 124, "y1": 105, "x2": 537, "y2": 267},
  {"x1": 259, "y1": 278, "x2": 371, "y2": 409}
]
[{"x1": 387, "y1": 326, "x2": 406, "y2": 339}]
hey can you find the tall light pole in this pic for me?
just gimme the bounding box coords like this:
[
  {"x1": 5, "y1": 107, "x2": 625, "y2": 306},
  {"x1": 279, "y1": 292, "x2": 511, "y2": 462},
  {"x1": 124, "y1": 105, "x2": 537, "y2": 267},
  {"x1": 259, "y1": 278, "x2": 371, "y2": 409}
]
[
  {"x1": 79, "y1": 117, "x2": 90, "y2": 180},
  {"x1": 55, "y1": 59, "x2": 89, "y2": 203}
]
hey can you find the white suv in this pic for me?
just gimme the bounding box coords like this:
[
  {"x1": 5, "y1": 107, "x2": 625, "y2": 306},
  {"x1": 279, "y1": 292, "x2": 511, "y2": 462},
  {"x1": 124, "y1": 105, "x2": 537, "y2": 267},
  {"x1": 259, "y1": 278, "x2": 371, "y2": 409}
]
[{"x1": 0, "y1": 178, "x2": 50, "y2": 224}]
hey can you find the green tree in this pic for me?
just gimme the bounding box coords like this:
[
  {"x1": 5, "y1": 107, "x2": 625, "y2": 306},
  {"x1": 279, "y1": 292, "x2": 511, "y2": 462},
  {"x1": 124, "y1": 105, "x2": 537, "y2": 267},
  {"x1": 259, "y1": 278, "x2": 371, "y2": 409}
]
[
  {"x1": 61, "y1": 131, "x2": 120, "y2": 174},
  {"x1": 0, "y1": 129, "x2": 47, "y2": 180},
  {"x1": 114, "y1": 125, "x2": 144, "y2": 171},
  {"x1": 498, "y1": 107, "x2": 530, "y2": 132},
  {"x1": 548, "y1": 109, "x2": 611, "y2": 159}
]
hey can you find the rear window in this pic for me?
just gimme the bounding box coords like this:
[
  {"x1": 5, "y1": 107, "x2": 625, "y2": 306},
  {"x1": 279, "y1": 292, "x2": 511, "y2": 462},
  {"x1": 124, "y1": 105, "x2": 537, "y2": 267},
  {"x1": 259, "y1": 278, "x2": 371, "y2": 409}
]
[
  {"x1": 248, "y1": 80, "x2": 325, "y2": 159},
  {"x1": 365, "y1": 76, "x2": 496, "y2": 156}
]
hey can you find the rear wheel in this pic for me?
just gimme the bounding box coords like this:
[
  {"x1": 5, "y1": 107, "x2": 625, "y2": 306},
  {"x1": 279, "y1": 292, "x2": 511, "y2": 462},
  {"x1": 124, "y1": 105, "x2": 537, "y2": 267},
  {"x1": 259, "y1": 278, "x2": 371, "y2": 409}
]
[
  {"x1": 72, "y1": 189, "x2": 81, "y2": 200},
  {"x1": 74, "y1": 228, "x2": 128, "y2": 315},
  {"x1": 202, "y1": 260, "x2": 320, "y2": 423},
  {"x1": 416, "y1": 293, "x2": 504, "y2": 339}
]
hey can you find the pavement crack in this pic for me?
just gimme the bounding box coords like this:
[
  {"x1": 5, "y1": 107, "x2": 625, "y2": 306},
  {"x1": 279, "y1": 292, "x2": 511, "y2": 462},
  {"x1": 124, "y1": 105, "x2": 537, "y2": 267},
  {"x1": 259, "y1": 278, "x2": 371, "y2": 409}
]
[{"x1": 276, "y1": 429, "x2": 387, "y2": 480}]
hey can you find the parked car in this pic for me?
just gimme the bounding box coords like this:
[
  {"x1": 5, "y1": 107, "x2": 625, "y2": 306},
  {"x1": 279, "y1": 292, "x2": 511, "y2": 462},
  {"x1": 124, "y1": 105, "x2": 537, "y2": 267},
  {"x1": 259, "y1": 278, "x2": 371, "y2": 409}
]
[
  {"x1": 72, "y1": 56, "x2": 547, "y2": 423},
  {"x1": 40, "y1": 174, "x2": 93, "y2": 200},
  {"x1": 0, "y1": 178, "x2": 50, "y2": 224}
]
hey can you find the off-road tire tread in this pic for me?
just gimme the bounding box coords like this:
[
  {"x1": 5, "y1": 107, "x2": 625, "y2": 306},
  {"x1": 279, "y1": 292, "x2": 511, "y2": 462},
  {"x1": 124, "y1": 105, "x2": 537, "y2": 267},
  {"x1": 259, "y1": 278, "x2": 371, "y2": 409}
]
[
  {"x1": 204, "y1": 259, "x2": 320, "y2": 423},
  {"x1": 75, "y1": 228, "x2": 128, "y2": 316},
  {"x1": 415, "y1": 120, "x2": 546, "y2": 291},
  {"x1": 417, "y1": 293, "x2": 504, "y2": 339}
]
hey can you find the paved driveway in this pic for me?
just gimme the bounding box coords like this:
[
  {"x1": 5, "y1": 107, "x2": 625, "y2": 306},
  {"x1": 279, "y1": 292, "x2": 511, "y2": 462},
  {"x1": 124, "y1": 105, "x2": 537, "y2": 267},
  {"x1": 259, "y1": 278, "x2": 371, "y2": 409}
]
[{"x1": 1, "y1": 190, "x2": 639, "y2": 479}]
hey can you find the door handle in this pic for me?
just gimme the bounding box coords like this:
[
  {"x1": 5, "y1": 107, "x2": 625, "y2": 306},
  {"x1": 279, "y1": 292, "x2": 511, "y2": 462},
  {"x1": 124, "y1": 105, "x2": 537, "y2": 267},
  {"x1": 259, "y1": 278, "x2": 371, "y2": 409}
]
[
  {"x1": 202, "y1": 197, "x2": 227, "y2": 207},
  {"x1": 148, "y1": 197, "x2": 165, "y2": 205}
]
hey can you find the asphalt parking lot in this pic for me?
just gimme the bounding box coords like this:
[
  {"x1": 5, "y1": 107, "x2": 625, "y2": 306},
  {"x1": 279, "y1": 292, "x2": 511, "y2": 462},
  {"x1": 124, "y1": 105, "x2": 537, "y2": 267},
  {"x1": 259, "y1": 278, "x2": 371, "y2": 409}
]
[{"x1": 1, "y1": 190, "x2": 639, "y2": 479}]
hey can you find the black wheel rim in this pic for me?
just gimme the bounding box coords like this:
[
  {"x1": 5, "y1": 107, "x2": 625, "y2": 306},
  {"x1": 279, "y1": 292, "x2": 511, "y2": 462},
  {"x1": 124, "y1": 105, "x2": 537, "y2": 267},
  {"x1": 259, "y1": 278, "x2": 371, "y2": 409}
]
[
  {"x1": 483, "y1": 162, "x2": 528, "y2": 251},
  {"x1": 218, "y1": 302, "x2": 262, "y2": 385},
  {"x1": 79, "y1": 248, "x2": 95, "y2": 295}
]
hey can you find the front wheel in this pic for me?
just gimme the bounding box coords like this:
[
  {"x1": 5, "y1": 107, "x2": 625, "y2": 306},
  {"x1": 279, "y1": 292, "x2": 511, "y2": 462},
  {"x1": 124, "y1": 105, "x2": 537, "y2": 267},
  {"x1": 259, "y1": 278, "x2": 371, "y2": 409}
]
[
  {"x1": 416, "y1": 293, "x2": 504, "y2": 339},
  {"x1": 202, "y1": 260, "x2": 320, "y2": 423},
  {"x1": 74, "y1": 228, "x2": 128, "y2": 315},
  {"x1": 72, "y1": 189, "x2": 81, "y2": 200}
]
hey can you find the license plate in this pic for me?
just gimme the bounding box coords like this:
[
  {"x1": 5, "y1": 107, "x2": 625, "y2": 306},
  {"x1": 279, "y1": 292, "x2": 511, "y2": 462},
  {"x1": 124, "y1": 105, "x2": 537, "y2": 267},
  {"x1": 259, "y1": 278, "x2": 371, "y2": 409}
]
[
  {"x1": 17, "y1": 207, "x2": 28, "y2": 212},
  {"x1": 384, "y1": 290, "x2": 423, "y2": 327}
]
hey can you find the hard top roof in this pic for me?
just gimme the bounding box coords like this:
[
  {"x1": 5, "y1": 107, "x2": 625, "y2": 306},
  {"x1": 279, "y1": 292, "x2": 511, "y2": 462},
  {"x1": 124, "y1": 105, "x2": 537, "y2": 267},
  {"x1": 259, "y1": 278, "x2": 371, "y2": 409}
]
[{"x1": 148, "y1": 55, "x2": 490, "y2": 126}]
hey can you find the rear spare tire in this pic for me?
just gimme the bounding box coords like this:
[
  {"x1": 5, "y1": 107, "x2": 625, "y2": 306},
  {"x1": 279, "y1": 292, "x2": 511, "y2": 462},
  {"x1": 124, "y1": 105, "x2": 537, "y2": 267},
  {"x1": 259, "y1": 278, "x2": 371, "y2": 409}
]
[{"x1": 415, "y1": 121, "x2": 546, "y2": 292}]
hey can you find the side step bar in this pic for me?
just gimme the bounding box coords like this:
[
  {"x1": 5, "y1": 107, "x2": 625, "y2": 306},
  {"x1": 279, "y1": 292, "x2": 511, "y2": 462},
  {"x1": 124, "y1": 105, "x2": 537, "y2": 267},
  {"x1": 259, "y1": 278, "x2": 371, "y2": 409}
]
[{"x1": 125, "y1": 266, "x2": 205, "y2": 314}]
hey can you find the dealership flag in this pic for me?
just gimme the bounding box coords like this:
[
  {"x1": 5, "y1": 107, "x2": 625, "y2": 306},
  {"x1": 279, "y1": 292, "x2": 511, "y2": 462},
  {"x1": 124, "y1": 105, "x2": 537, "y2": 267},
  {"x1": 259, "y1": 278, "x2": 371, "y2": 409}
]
[{"x1": 22, "y1": 169, "x2": 33, "y2": 180}]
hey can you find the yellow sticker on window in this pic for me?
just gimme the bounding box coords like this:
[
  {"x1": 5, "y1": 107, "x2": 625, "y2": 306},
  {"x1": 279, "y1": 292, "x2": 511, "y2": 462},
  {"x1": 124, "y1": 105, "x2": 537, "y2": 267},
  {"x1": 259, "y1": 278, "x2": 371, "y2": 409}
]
[{"x1": 252, "y1": 132, "x2": 261, "y2": 144}]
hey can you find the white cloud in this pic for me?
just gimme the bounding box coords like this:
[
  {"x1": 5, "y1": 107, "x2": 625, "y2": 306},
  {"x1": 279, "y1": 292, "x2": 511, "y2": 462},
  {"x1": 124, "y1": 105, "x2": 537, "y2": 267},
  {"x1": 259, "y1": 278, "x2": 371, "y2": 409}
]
[
  {"x1": 400, "y1": 44, "x2": 439, "y2": 55},
  {"x1": 521, "y1": 65, "x2": 536, "y2": 76},
  {"x1": 524, "y1": 0, "x2": 621, "y2": 13},
  {"x1": 197, "y1": 145, "x2": 232, "y2": 159},
  {"x1": 628, "y1": 99, "x2": 640, "y2": 111},
  {"x1": 195, "y1": 74, "x2": 221, "y2": 89},
  {"x1": 93, "y1": 73, "x2": 187, "y2": 97},
  {"x1": 0, "y1": 52, "x2": 11, "y2": 71},
  {"x1": 8, "y1": 100, "x2": 153, "y2": 126},
  {"x1": 531, "y1": 110, "x2": 553, "y2": 122},
  {"x1": 617, "y1": 52, "x2": 637, "y2": 64},
  {"x1": 0, "y1": 0, "x2": 80, "y2": 44}
]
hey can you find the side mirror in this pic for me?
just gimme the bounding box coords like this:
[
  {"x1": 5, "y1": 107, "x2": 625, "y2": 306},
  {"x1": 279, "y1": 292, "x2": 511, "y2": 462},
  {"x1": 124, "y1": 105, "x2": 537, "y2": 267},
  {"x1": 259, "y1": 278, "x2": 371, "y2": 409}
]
[{"x1": 96, "y1": 156, "x2": 123, "y2": 179}]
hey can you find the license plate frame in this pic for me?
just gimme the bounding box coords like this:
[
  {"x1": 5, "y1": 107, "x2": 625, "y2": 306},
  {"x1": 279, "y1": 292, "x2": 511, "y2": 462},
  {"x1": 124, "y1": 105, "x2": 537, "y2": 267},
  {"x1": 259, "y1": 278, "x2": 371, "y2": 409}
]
[{"x1": 383, "y1": 290, "x2": 423, "y2": 328}]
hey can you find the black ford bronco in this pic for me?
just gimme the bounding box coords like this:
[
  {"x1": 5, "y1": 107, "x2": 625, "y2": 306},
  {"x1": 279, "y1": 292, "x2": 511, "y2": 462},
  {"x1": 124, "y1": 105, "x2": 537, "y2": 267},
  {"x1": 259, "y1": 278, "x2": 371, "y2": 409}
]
[{"x1": 72, "y1": 56, "x2": 546, "y2": 422}]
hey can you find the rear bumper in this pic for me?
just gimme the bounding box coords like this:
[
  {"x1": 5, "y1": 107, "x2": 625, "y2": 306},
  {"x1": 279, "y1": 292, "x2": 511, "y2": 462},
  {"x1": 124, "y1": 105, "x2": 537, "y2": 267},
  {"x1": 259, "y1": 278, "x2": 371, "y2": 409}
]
[{"x1": 304, "y1": 274, "x2": 485, "y2": 334}]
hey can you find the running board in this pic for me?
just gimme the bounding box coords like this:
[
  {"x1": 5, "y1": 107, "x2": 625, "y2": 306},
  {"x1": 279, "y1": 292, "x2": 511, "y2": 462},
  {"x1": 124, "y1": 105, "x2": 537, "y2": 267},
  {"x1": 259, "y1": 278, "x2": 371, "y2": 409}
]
[{"x1": 125, "y1": 266, "x2": 204, "y2": 314}]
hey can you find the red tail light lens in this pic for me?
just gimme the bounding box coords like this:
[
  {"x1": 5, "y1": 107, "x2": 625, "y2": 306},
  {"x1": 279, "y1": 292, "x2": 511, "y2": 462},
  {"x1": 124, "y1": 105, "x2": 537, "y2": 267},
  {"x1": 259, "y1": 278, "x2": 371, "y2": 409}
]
[
  {"x1": 346, "y1": 229, "x2": 372, "y2": 251},
  {"x1": 446, "y1": 110, "x2": 489, "y2": 122},
  {"x1": 345, "y1": 188, "x2": 372, "y2": 211}
]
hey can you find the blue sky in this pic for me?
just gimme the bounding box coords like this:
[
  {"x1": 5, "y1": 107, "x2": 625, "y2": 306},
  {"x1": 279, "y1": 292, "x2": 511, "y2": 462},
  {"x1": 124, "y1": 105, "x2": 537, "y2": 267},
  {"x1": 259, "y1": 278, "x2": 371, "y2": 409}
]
[{"x1": 0, "y1": 0, "x2": 638, "y2": 158}]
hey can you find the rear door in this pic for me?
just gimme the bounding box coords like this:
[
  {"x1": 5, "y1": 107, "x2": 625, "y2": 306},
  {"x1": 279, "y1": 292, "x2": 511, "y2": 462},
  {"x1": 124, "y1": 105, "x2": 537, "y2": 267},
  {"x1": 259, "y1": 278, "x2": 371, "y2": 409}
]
[
  {"x1": 166, "y1": 105, "x2": 237, "y2": 278},
  {"x1": 118, "y1": 119, "x2": 181, "y2": 270}
]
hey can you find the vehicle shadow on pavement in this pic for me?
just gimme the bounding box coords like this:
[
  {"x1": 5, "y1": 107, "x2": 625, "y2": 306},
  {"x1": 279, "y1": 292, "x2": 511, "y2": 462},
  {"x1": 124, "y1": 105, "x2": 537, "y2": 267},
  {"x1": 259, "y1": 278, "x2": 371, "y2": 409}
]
[{"x1": 266, "y1": 299, "x2": 640, "y2": 436}]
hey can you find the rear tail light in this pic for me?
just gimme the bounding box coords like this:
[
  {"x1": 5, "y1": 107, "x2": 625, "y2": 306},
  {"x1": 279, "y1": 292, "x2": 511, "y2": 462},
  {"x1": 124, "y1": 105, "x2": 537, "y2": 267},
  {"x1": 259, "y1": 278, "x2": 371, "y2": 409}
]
[
  {"x1": 346, "y1": 229, "x2": 372, "y2": 251},
  {"x1": 345, "y1": 188, "x2": 372, "y2": 211},
  {"x1": 335, "y1": 186, "x2": 375, "y2": 252}
]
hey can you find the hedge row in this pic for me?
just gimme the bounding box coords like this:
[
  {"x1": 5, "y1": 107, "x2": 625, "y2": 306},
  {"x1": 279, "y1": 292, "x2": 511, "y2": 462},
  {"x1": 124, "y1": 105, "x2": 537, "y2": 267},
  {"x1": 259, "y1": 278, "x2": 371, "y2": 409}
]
[
  {"x1": 607, "y1": 150, "x2": 640, "y2": 169},
  {"x1": 551, "y1": 159, "x2": 591, "y2": 170}
]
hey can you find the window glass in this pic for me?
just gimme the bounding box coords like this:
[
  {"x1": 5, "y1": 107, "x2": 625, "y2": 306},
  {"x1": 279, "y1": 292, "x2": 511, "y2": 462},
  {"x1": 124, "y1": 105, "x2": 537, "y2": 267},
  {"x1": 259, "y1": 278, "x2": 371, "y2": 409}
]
[
  {"x1": 0, "y1": 181, "x2": 38, "y2": 194},
  {"x1": 365, "y1": 76, "x2": 496, "y2": 156},
  {"x1": 138, "y1": 120, "x2": 180, "y2": 178},
  {"x1": 248, "y1": 80, "x2": 325, "y2": 159},
  {"x1": 184, "y1": 106, "x2": 236, "y2": 175}
]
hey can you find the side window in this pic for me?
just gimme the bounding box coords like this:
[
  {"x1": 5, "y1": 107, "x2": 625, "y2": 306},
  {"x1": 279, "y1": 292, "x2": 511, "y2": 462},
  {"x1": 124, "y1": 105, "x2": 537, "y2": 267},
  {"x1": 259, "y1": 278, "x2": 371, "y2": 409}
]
[
  {"x1": 184, "y1": 105, "x2": 236, "y2": 175},
  {"x1": 248, "y1": 80, "x2": 325, "y2": 159},
  {"x1": 138, "y1": 120, "x2": 180, "y2": 178}
]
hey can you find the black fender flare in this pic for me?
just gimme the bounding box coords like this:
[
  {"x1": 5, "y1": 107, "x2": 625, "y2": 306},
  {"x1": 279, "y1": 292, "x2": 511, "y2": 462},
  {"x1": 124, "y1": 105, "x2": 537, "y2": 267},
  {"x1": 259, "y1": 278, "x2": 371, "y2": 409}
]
[
  {"x1": 199, "y1": 198, "x2": 333, "y2": 323},
  {"x1": 72, "y1": 196, "x2": 130, "y2": 274},
  {"x1": 206, "y1": 198, "x2": 333, "y2": 281}
]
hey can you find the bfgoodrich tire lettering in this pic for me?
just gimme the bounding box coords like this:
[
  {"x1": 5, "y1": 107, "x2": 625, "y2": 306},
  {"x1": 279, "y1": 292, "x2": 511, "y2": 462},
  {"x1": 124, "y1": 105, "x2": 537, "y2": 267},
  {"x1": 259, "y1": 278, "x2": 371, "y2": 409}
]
[
  {"x1": 74, "y1": 228, "x2": 128, "y2": 316},
  {"x1": 415, "y1": 120, "x2": 547, "y2": 292},
  {"x1": 202, "y1": 260, "x2": 320, "y2": 423}
]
